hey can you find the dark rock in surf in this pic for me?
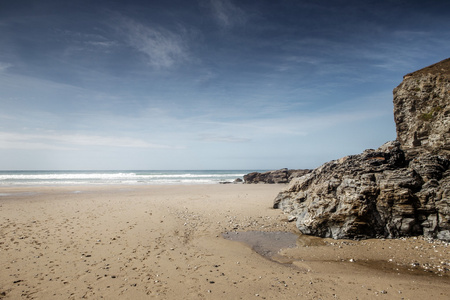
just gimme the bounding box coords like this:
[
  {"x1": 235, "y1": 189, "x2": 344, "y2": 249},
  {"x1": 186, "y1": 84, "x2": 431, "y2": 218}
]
[{"x1": 243, "y1": 168, "x2": 311, "y2": 184}]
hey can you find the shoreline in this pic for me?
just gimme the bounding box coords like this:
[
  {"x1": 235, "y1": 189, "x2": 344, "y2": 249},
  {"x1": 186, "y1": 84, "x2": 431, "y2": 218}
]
[
  {"x1": 1, "y1": 184, "x2": 449, "y2": 299},
  {"x1": 0, "y1": 170, "x2": 256, "y2": 186}
]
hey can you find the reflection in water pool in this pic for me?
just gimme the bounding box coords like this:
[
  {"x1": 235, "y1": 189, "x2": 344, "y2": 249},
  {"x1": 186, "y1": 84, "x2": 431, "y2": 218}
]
[
  {"x1": 223, "y1": 231, "x2": 448, "y2": 278},
  {"x1": 222, "y1": 231, "x2": 300, "y2": 258}
]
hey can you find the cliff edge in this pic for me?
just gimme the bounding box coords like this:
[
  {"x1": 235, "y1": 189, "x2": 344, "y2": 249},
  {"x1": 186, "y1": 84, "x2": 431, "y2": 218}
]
[
  {"x1": 274, "y1": 58, "x2": 450, "y2": 241},
  {"x1": 394, "y1": 58, "x2": 450, "y2": 158}
]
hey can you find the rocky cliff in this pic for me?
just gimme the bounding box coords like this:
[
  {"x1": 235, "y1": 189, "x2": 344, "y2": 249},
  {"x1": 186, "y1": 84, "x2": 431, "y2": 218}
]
[
  {"x1": 274, "y1": 58, "x2": 450, "y2": 241},
  {"x1": 394, "y1": 58, "x2": 450, "y2": 158}
]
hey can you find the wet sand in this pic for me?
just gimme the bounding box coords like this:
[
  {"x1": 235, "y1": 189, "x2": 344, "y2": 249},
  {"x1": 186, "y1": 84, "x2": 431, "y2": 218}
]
[{"x1": 0, "y1": 184, "x2": 449, "y2": 299}]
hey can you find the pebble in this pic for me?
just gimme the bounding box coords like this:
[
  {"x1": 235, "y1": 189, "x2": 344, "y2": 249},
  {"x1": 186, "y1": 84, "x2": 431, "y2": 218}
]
[{"x1": 288, "y1": 216, "x2": 297, "y2": 222}]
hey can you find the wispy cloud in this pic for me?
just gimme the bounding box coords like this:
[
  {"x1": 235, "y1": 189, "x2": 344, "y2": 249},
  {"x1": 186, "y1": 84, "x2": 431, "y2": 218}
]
[
  {"x1": 198, "y1": 133, "x2": 251, "y2": 143},
  {"x1": 0, "y1": 62, "x2": 12, "y2": 72},
  {"x1": 0, "y1": 131, "x2": 181, "y2": 150},
  {"x1": 348, "y1": 29, "x2": 450, "y2": 73},
  {"x1": 116, "y1": 16, "x2": 189, "y2": 68},
  {"x1": 195, "y1": 93, "x2": 392, "y2": 139},
  {"x1": 0, "y1": 132, "x2": 72, "y2": 150},
  {"x1": 208, "y1": 0, "x2": 247, "y2": 28},
  {"x1": 57, "y1": 30, "x2": 117, "y2": 50}
]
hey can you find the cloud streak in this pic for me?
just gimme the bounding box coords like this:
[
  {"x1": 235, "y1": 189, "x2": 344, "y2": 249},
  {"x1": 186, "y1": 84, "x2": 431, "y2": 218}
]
[
  {"x1": 0, "y1": 132, "x2": 181, "y2": 150},
  {"x1": 208, "y1": 0, "x2": 247, "y2": 28},
  {"x1": 0, "y1": 62, "x2": 12, "y2": 72},
  {"x1": 117, "y1": 16, "x2": 189, "y2": 68},
  {"x1": 198, "y1": 133, "x2": 251, "y2": 143}
]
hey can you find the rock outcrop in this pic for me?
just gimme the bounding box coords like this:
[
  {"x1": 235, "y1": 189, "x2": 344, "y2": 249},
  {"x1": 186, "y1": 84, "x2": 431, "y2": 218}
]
[
  {"x1": 244, "y1": 168, "x2": 311, "y2": 184},
  {"x1": 394, "y1": 58, "x2": 450, "y2": 159},
  {"x1": 274, "y1": 58, "x2": 450, "y2": 241}
]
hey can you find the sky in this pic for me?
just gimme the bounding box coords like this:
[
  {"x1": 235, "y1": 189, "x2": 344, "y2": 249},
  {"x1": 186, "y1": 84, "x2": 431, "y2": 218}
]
[{"x1": 1, "y1": 0, "x2": 449, "y2": 170}]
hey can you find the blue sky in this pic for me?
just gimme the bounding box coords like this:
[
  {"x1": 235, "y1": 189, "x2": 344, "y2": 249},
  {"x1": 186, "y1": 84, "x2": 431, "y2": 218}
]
[{"x1": 1, "y1": 0, "x2": 449, "y2": 170}]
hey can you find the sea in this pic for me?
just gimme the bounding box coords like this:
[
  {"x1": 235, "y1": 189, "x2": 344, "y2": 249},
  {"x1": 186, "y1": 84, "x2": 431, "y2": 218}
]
[{"x1": 0, "y1": 170, "x2": 264, "y2": 186}]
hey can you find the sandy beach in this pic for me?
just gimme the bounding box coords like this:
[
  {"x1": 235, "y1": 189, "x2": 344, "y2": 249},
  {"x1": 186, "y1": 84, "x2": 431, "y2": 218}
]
[{"x1": 0, "y1": 184, "x2": 448, "y2": 299}]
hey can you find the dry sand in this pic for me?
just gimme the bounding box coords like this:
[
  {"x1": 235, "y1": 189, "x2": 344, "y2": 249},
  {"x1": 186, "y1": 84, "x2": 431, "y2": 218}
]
[{"x1": 0, "y1": 184, "x2": 448, "y2": 299}]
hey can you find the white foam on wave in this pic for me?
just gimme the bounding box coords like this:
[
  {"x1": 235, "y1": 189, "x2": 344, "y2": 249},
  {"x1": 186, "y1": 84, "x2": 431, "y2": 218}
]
[
  {"x1": 0, "y1": 173, "x2": 137, "y2": 180},
  {"x1": 0, "y1": 171, "x2": 249, "y2": 186}
]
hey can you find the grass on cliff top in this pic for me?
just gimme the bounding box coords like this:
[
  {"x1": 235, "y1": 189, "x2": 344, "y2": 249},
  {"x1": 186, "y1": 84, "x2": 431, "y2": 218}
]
[{"x1": 406, "y1": 58, "x2": 450, "y2": 77}]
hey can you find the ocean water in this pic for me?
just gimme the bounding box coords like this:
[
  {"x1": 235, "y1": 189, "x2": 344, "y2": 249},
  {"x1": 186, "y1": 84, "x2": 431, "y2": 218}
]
[{"x1": 0, "y1": 170, "x2": 263, "y2": 186}]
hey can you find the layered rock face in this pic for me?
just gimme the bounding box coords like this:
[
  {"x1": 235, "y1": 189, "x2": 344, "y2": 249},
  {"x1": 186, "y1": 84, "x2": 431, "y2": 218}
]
[
  {"x1": 394, "y1": 58, "x2": 450, "y2": 158},
  {"x1": 274, "y1": 58, "x2": 450, "y2": 240},
  {"x1": 244, "y1": 168, "x2": 311, "y2": 184}
]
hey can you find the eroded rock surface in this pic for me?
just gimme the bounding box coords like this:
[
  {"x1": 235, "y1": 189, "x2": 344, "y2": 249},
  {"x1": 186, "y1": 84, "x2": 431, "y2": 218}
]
[
  {"x1": 394, "y1": 58, "x2": 450, "y2": 158},
  {"x1": 244, "y1": 168, "x2": 311, "y2": 184},
  {"x1": 274, "y1": 58, "x2": 450, "y2": 240}
]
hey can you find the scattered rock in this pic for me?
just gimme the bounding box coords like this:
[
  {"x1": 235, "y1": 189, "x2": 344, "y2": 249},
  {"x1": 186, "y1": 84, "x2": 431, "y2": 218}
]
[
  {"x1": 220, "y1": 178, "x2": 244, "y2": 184},
  {"x1": 244, "y1": 168, "x2": 311, "y2": 184},
  {"x1": 287, "y1": 216, "x2": 297, "y2": 222}
]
